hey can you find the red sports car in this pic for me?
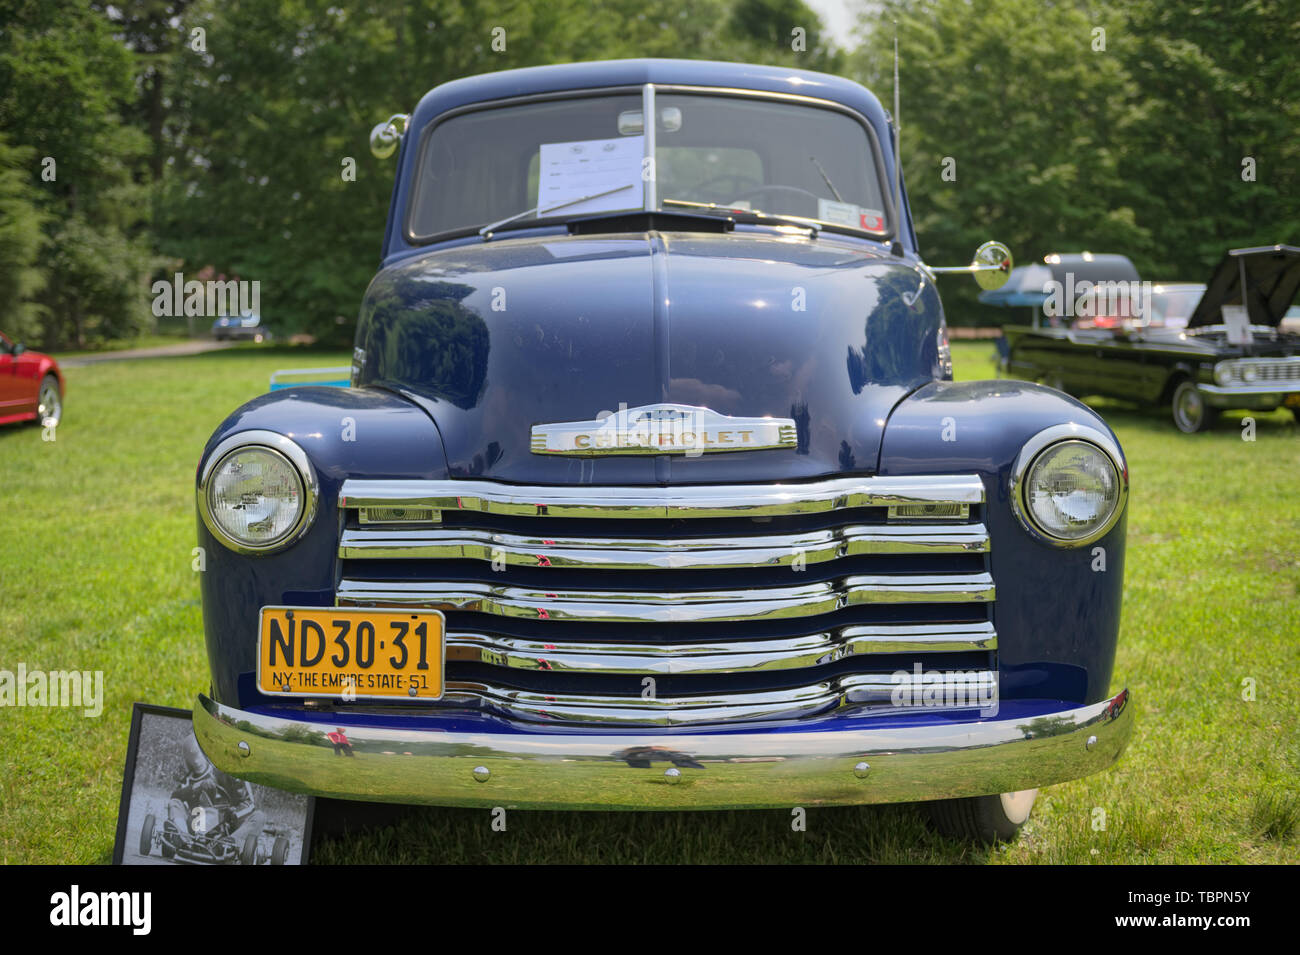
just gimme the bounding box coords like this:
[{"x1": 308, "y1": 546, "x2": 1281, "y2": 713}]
[{"x1": 0, "y1": 331, "x2": 63, "y2": 427}]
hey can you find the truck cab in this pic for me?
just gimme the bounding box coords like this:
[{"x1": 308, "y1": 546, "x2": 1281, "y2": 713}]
[{"x1": 193, "y1": 59, "x2": 1132, "y2": 843}]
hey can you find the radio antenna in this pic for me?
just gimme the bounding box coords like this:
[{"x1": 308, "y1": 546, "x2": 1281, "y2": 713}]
[{"x1": 893, "y1": 23, "x2": 903, "y2": 249}]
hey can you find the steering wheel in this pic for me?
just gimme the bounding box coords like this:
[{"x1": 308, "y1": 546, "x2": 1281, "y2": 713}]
[
  {"x1": 689, "y1": 172, "x2": 765, "y2": 199},
  {"x1": 726, "y1": 184, "x2": 824, "y2": 208}
]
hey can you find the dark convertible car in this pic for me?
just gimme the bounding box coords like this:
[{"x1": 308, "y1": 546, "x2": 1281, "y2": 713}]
[{"x1": 1000, "y1": 245, "x2": 1300, "y2": 432}]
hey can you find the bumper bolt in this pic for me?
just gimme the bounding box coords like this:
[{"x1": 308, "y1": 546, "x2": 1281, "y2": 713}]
[
  {"x1": 664, "y1": 768, "x2": 681, "y2": 784},
  {"x1": 472, "y1": 766, "x2": 490, "y2": 783},
  {"x1": 854, "y1": 761, "x2": 870, "y2": 778},
  {"x1": 408, "y1": 686, "x2": 417, "y2": 697},
  {"x1": 281, "y1": 683, "x2": 291, "y2": 693},
  {"x1": 1086, "y1": 735, "x2": 1098, "y2": 751},
  {"x1": 237, "y1": 741, "x2": 250, "y2": 758}
]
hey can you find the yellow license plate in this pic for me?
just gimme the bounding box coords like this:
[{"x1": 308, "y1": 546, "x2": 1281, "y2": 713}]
[{"x1": 258, "y1": 607, "x2": 444, "y2": 700}]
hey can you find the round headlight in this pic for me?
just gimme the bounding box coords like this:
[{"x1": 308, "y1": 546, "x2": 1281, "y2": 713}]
[
  {"x1": 1011, "y1": 426, "x2": 1127, "y2": 547},
  {"x1": 199, "y1": 432, "x2": 318, "y2": 553},
  {"x1": 1214, "y1": 364, "x2": 1232, "y2": 386},
  {"x1": 1241, "y1": 365, "x2": 1258, "y2": 383},
  {"x1": 1024, "y1": 441, "x2": 1119, "y2": 540}
]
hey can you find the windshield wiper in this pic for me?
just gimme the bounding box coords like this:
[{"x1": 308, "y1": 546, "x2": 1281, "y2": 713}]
[
  {"x1": 661, "y1": 198, "x2": 820, "y2": 236},
  {"x1": 809, "y1": 156, "x2": 842, "y2": 202},
  {"x1": 479, "y1": 183, "x2": 635, "y2": 238}
]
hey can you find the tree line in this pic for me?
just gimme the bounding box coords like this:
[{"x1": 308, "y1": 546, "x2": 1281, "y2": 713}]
[{"x1": 0, "y1": 0, "x2": 1295, "y2": 348}]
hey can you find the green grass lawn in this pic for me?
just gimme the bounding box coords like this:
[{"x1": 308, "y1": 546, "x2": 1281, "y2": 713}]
[{"x1": 0, "y1": 342, "x2": 1296, "y2": 864}]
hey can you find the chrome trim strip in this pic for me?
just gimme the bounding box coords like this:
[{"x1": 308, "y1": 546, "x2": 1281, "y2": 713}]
[
  {"x1": 336, "y1": 573, "x2": 995, "y2": 621},
  {"x1": 1008, "y1": 423, "x2": 1128, "y2": 549},
  {"x1": 194, "y1": 689, "x2": 1134, "y2": 809},
  {"x1": 1198, "y1": 382, "x2": 1299, "y2": 398},
  {"x1": 641, "y1": 83, "x2": 656, "y2": 210},
  {"x1": 430, "y1": 670, "x2": 999, "y2": 726},
  {"x1": 339, "y1": 474, "x2": 986, "y2": 519},
  {"x1": 445, "y1": 622, "x2": 997, "y2": 674},
  {"x1": 1188, "y1": 324, "x2": 1288, "y2": 337},
  {"x1": 339, "y1": 522, "x2": 990, "y2": 567}
]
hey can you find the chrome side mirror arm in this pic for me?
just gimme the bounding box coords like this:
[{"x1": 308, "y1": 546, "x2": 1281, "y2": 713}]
[{"x1": 923, "y1": 241, "x2": 1014, "y2": 291}]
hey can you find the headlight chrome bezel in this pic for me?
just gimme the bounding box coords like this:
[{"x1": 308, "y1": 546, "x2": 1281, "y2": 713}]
[
  {"x1": 197, "y1": 430, "x2": 319, "y2": 555},
  {"x1": 1009, "y1": 424, "x2": 1128, "y2": 548}
]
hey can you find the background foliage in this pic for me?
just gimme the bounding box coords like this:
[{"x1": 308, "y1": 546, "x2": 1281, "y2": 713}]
[
  {"x1": 0, "y1": 0, "x2": 1296, "y2": 345},
  {"x1": 855, "y1": 0, "x2": 1299, "y2": 322}
]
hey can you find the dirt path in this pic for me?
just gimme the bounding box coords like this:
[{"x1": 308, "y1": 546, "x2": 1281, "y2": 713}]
[{"x1": 58, "y1": 340, "x2": 235, "y2": 367}]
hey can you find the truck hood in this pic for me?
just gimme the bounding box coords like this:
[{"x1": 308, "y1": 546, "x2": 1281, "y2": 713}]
[{"x1": 355, "y1": 230, "x2": 945, "y2": 484}]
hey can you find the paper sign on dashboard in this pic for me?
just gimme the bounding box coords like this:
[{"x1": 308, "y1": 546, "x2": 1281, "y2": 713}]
[{"x1": 538, "y1": 136, "x2": 644, "y2": 216}]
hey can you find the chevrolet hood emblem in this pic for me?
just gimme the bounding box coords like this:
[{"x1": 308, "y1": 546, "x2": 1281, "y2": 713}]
[{"x1": 531, "y1": 403, "x2": 797, "y2": 456}]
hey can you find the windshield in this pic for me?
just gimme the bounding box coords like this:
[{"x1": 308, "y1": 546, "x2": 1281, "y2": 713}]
[
  {"x1": 1150, "y1": 286, "x2": 1205, "y2": 328},
  {"x1": 407, "y1": 91, "x2": 891, "y2": 240}
]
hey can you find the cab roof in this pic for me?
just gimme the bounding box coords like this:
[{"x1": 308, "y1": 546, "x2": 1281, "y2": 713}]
[{"x1": 407, "y1": 58, "x2": 892, "y2": 132}]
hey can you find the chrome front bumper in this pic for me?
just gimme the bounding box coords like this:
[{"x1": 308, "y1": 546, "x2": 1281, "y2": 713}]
[
  {"x1": 1198, "y1": 381, "x2": 1300, "y2": 408},
  {"x1": 194, "y1": 689, "x2": 1134, "y2": 810}
]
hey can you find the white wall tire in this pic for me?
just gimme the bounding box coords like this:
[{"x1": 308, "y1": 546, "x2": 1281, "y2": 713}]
[
  {"x1": 999, "y1": 788, "x2": 1038, "y2": 825},
  {"x1": 1171, "y1": 379, "x2": 1217, "y2": 433},
  {"x1": 928, "y1": 789, "x2": 1038, "y2": 843}
]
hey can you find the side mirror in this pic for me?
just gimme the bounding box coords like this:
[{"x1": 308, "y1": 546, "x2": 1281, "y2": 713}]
[
  {"x1": 928, "y1": 240, "x2": 1014, "y2": 290},
  {"x1": 369, "y1": 113, "x2": 410, "y2": 160},
  {"x1": 970, "y1": 241, "x2": 1014, "y2": 291},
  {"x1": 12, "y1": 342, "x2": 26, "y2": 357}
]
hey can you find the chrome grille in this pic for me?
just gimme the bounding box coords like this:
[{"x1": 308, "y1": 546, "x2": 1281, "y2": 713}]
[
  {"x1": 1255, "y1": 360, "x2": 1300, "y2": 382},
  {"x1": 337, "y1": 476, "x2": 997, "y2": 726},
  {"x1": 1220, "y1": 358, "x2": 1300, "y2": 383}
]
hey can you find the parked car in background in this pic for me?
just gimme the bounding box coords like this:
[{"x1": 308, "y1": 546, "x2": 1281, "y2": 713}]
[
  {"x1": 981, "y1": 257, "x2": 1204, "y2": 332},
  {"x1": 1282, "y1": 305, "x2": 1300, "y2": 335},
  {"x1": 979, "y1": 252, "x2": 1140, "y2": 330},
  {"x1": 1146, "y1": 283, "x2": 1206, "y2": 330},
  {"x1": 0, "y1": 331, "x2": 63, "y2": 427},
  {"x1": 998, "y1": 245, "x2": 1300, "y2": 432},
  {"x1": 191, "y1": 59, "x2": 1134, "y2": 845},
  {"x1": 211, "y1": 313, "x2": 269, "y2": 342}
]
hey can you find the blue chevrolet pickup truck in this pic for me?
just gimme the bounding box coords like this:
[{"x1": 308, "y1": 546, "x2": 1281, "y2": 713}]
[{"x1": 192, "y1": 58, "x2": 1133, "y2": 843}]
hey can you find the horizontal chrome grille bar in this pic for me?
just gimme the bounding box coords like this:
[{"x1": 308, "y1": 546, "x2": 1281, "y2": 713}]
[
  {"x1": 1257, "y1": 365, "x2": 1300, "y2": 381},
  {"x1": 337, "y1": 573, "x2": 995, "y2": 621},
  {"x1": 339, "y1": 523, "x2": 990, "y2": 567},
  {"x1": 435, "y1": 670, "x2": 999, "y2": 726},
  {"x1": 1218, "y1": 358, "x2": 1300, "y2": 383},
  {"x1": 339, "y1": 475, "x2": 985, "y2": 519},
  {"x1": 446, "y1": 622, "x2": 997, "y2": 674}
]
